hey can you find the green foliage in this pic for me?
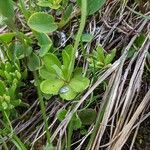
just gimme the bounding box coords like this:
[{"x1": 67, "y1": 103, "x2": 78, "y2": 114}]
[
  {"x1": 40, "y1": 45, "x2": 90, "y2": 100},
  {"x1": 0, "y1": 0, "x2": 15, "y2": 28},
  {"x1": 27, "y1": 12, "x2": 58, "y2": 33},
  {"x1": 37, "y1": 0, "x2": 63, "y2": 9},
  {"x1": 57, "y1": 108, "x2": 96, "y2": 126},
  {"x1": 56, "y1": 109, "x2": 82, "y2": 130},
  {"x1": 71, "y1": 113, "x2": 82, "y2": 130},
  {"x1": 27, "y1": 52, "x2": 41, "y2": 71},
  {"x1": 59, "y1": 3, "x2": 73, "y2": 27},
  {"x1": 127, "y1": 34, "x2": 146, "y2": 58},
  {"x1": 78, "y1": 109, "x2": 97, "y2": 125},
  {"x1": 0, "y1": 32, "x2": 15, "y2": 43},
  {"x1": 0, "y1": 0, "x2": 92, "y2": 147},
  {"x1": 77, "y1": 0, "x2": 107, "y2": 15},
  {"x1": 13, "y1": 42, "x2": 32, "y2": 59},
  {"x1": 0, "y1": 61, "x2": 22, "y2": 112},
  {"x1": 35, "y1": 33, "x2": 52, "y2": 57},
  {"x1": 40, "y1": 79, "x2": 64, "y2": 95},
  {"x1": 81, "y1": 33, "x2": 93, "y2": 42},
  {"x1": 56, "y1": 109, "x2": 68, "y2": 121},
  {"x1": 89, "y1": 45, "x2": 116, "y2": 69},
  {"x1": 43, "y1": 143, "x2": 56, "y2": 150}
]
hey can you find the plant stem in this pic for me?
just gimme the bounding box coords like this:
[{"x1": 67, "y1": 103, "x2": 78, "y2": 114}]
[
  {"x1": 3, "y1": 111, "x2": 27, "y2": 150},
  {"x1": 33, "y1": 71, "x2": 51, "y2": 144},
  {"x1": 11, "y1": 134, "x2": 27, "y2": 150},
  {"x1": 2, "y1": 141, "x2": 9, "y2": 150},
  {"x1": 3, "y1": 111, "x2": 13, "y2": 134},
  {"x1": 67, "y1": 0, "x2": 87, "y2": 81},
  {"x1": 85, "y1": 103, "x2": 107, "y2": 150},
  {"x1": 67, "y1": 121, "x2": 73, "y2": 150}
]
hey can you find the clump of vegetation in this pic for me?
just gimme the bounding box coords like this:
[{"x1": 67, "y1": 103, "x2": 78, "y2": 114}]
[{"x1": 0, "y1": 0, "x2": 150, "y2": 149}]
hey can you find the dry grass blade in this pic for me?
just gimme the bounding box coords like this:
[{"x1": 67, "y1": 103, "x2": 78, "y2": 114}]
[
  {"x1": 110, "y1": 89, "x2": 150, "y2": 150},
  {"x1": 108, "y1": 35, "x2": 150, "y2": 150}
]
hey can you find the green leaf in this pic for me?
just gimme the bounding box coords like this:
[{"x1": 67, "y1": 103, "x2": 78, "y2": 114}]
[
  {"x1": 71, "y1": 114, "x2": 82, "y2": 130},
  {"x1": 62, "y1": 46, "x2": 72, "y2": 68},
  {"x1": 11, "y1": 99, "x2": 22, "y2": 107},
  {"x1": 73, "y1": 68, "x2": 83, "y2": 76},
  {"x1": 59, "y1": 3, "x2": 73, "y2": 27},
  {"x1": 25, "y1": 46, "x2": 33, "y2": 57},
  {"x1": 27, "y1": 12, "x2": 58, "y2": 33},
  {"x1": 13, "y1": 43, "x2": 24, "y2": 59},
  {"x1": 5, "y1": 62, "x2": 12, "y2": 72},
  {"x1": 43, "y1": 53, "x2": 61, "y2": 70},
  {"x1": 52, "y1": 64, "x2": 64, "y2": 79},
  {"x1": 19, "y1": 0, "x2": 30, "y2": 20},
  {"x1": 40, "y1": 79, "x2": 64, "y2": 95},
  {"x1": 12, "y1": 42, "x2": 32, "y2": 59},
  {"x1": 39, "y1": 45, "x2": 52, "y2": 57},
  {"x1": 0, "y1": 80, "x2": 6, "y2": 95},
  {"x1": 0, "y1": 0, "x2": 15, "y2": 28},
  {"x1": 60, "y1": 85, "x2": 77, "y2": 100},
  {"x1": 0, "y1": 32, "x2": 15, "y2": 43},
  {"x1": 81, "y1": 33, "x2": 93, "y2": 42},
  {"x1": 62, "y1": 45, "x2": 74, "y2": 80},
  {"x1": 37, "y1": 0, "x2": 62, "y2": 9},
  {"x1": 127, "y1": 47, "x2": 136, "y2": 59},
  {"x1": 37, "y1": 0, "x2": 52, "y2": 7},
  {"x1": 78, "y1": 109, "x2": 97, "y2": 125},
  {"x1": 134, "y1": 33, "x2": 146, "y2": 48},
  {"x1": 39, "y1": 66, "x2": 56, "y2": 79},
  {"x1": 62, "y1": 51, "x2": 70, "y2": 78},
  {"x1": 2, "y1": 101, "x2": 8, "y2": 110},
  {"x1": 43, "y1": 143, "x2": 56, "y2": 150},
  {"x1": 77, "y1": 0, "x2": 107, "y2": 15},
  {"x1": 104, "y1": 49, "x2": 116, "y2": 65},
  {"x1": 35, "y1": 32, "x2": 52, "y2": 57},
  {"x1": 96, "y1": 46, "x2": 105, "y2": 63},
  {"x1": 27, "y1": 52, "x2": 40, "y2": 71},
  {"x1": 69, "y1": 76, "x2": 90, "y2": 93},
  {"x1": 56, "y1": 109, "x2": 67, "y2": 121}
]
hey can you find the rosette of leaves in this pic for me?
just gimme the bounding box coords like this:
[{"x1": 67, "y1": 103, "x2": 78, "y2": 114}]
[
  {"x1": 37, "y1": 0, "x2": 63, "y2": 9},
  {"x1": 0, "y1": 61, "x2": 22, "y2": 111},
  {"x1": 88, "y1": 46, "x2": 116, "y2": 69},
  {"x1": 40, "y1": 45, "x2": 90, "y2": 100}
]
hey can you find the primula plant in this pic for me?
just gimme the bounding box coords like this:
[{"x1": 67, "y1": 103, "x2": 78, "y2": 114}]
[
  {"x1": 88, "y1": 46, "x2": 116, "y2": 69},
  {"x1": 40, "y1": 45, "x2": 90, "y2": 100}
]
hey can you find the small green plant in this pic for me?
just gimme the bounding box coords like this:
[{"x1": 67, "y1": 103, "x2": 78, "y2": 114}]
[
  {"x1": 40, "y1": 45, "x2": 90, "y2": 100},
  {"x1": 0, "y1": 56, "x2": 27, "y2": 149},
  {"x1": 88, "y1": 45, "x2": 116, "y2": 69},
  {"x1": 127, "y1": 33, "x2": 146, "y2": 59},
  {"x1": 0, "y1": 62, "x2": 22, "y2": 111}
]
